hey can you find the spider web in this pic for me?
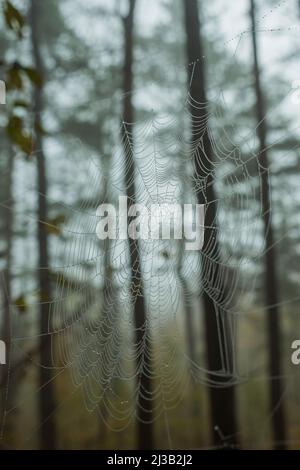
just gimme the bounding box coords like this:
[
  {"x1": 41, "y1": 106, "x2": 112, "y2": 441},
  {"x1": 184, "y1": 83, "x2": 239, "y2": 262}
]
[
  {"x1": 1, "y1": 1, "x2": 300, "y2": 448},
  {"x1": 38, "y1": 81, "x2": 277, "y2": 430}
]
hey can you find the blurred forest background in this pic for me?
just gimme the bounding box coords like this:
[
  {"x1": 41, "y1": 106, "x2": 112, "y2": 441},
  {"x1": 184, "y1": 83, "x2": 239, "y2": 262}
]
[{"x1": 1, "y1": 0, "x2": 300, "y2": 450}]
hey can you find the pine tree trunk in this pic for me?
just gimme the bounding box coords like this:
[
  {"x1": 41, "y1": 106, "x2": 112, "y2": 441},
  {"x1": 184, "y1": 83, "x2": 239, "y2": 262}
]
[
  {"x1": 29, "y1": 0, "x2": 56, "y2": 450},
  {"x1": 183, "y1": 0, "x2": 237, "y2": 447},
  {"x1": 97, "y1": 163, "x2": 118, "y2": 445},
  {"x1": 250, "y1": 0, "x2": 286, "y2": 450},
  {"x1": 0, "y1": 147, "x2": 14, "y2": 400},
  {"x1": 178, "y1": 147, "x2": 197, "y2": 369},
  {"x1": 121, "y1": 0, "x2": 154, "y2": 450}
]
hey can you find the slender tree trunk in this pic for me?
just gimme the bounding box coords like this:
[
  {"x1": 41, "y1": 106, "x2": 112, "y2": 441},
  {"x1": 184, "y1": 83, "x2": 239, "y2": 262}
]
[
  {"x1": 0, "y1": 147, "x2": 14, "y2": 409},
  {"x1": 121, "y1": 0, "x2": 154, "y2": 450},
  {"x1": 178, "y1": 178, "x2": 197, "y2": 369},
  {"x1": 250, "y1": 0, "x2": 286, "y2": 450},
  {"x1": 29, "y1": 0, "x2": 56, "y2": 450},
  {"x1": 180, "y1": 270, "x2": 197, "y2": 367},
  {"x1": 183, "y1": 0, "x2": 237, "y2": 447},
  {"x1": 177, "y1": 242, "x2": 199, "y2": 432},
  {"x1": 97, "y1": 161, "x2": 119, "y2": 445},
  {"x1": 97, "y1": 229, "x2": 113, "y2": 445}
]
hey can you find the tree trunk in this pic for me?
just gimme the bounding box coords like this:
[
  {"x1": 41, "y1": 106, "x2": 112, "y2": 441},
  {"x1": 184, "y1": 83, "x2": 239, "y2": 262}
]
[
  {"x1": 29, "y1": 0, "x2": 56, "y2": 450},
  {"x1": 183, "y1": 0, "x2": 237, "y2": 447},
  {"x1": 0, "y1": 146, "x2": 14, "y2": 420},
  {"x1": 178, "y1": 143, "x2": 197, "y2": 369},
  {"x1": 121, "y1": 0, "x2": 154, "y2": 450},
  {"x1": 250, "y1": 0, "x2": 286, "y2": 450},
  {"x1": 177, "y1": 244, "x2": 200, "y2": 431},
  {"x1": 97, "y1": 160, "x2": 119, "y2": 445}
]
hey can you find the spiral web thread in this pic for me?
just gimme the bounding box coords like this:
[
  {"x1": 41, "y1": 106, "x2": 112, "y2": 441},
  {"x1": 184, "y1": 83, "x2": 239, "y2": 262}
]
[
  {"x1": 1, "y1": 68, "x2": 299, "y2": 448},
  {"x1": 42, "y1": 77, "x2": 278, "y2": 432},
  {"x1": 1, "y1": 1, "x2": 300, "y2": 445}
]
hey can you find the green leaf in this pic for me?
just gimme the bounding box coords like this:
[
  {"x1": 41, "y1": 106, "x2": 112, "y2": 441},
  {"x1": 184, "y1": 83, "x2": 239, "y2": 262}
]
[
  {"x1": 6, "y1": 66, "x2": 23, "y2": 90},
  {"x1": 3, "y1": 1, "x2": 25, "y2": 39},
  {"x1": 23, "y1": 67, "x2": 43, "y2": 88},
  {"x1": 14, "y1": 294, "x2": 27, "y2": 313},
  {"x1": 6, "y1": 114, "x2": 23, "y2": 138},
  {"x1": 13, "y1": 99, "x2": 29, "y2": 108},
  {"x1": 6, "y1": 115, "x2": 34, "y2": 155},
  {"x1": 44, "y1": 215, "x2": 67, "y2": 236}
]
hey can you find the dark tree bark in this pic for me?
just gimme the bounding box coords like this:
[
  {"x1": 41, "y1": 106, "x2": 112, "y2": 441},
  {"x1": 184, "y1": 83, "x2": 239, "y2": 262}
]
[
  {"x1": 0, "y1": 147, "x2": 14, "y2": 408},
  {"x1": 29, "y1": 0, "x2": 56, "y2": 450},
  {"x1": 178, "y1": 177, "x2": 197, "y2": 373},
  {"x1": 178, "y1": 242, "x2": 199, "y2": 427},
  {"x1": 250, "y1": 0, "x2": 286, "y2": 450},
  {"x1": 97, "y1": 158, "x2": 120, "y2": 444},
  {"x1": 179, "y1": 267, "x2": 197, "y2": 368},
  {"x1": 183, "y1": 0, "x2": 237, "y2": 447},
  {"x1": 121, "y1": 0, "x2": 154, "y2": 450}
]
